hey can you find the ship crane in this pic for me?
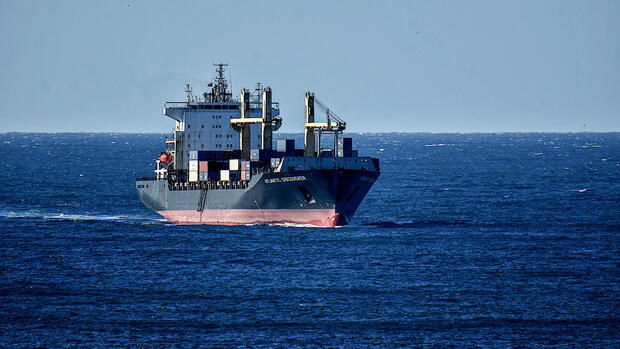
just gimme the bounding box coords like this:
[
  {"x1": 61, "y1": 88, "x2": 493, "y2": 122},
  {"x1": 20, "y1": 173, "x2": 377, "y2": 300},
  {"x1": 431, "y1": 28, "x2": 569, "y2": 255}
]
[
  {"x1": 303, "y1": 92, "x2": 346, "y2": 157},
  {"x1": 230, "y1": 87, "x2": 282, "y2": 158}
]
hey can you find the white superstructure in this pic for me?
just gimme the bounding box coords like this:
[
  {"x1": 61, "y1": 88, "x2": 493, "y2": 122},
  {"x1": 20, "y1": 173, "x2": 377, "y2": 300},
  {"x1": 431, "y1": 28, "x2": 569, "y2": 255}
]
[{"x1": 161, "y1": 64, "x2": 280, "y2": 171}]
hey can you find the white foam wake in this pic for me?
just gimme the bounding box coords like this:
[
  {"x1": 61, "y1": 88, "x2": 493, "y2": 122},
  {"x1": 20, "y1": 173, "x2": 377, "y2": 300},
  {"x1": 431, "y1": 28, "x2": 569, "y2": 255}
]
[{"x1": 0, "y1": 209, "x2": 165, "y2": 224}]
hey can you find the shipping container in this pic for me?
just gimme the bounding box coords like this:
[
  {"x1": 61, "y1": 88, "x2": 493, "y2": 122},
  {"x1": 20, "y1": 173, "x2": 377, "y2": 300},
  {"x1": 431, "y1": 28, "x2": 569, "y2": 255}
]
[
  {"x1": 189, "y1": 171, "x2": 198, "y2": 182},
  {"x1": 259, "y1": 149, "x2": 274, "y2": 161},
  {"x1": 199, "y1": 161, "x2": 208, "y2": 172},
  {"x1": 189, "y1": 150, "x2": 198, "y2": 160},
  {"x1": 321, "y1": 150, "x2": 333, "y2": 157},
  {"x1": 208, "y1": 171, "x2": 220, "y2": 180},
  {"x1": 270, "y1": 157, "x2": 281, "y2": 168},
  {"x1": 198, "y1": 151, "x2": 216, "y2": 161},
  {"x1": 241, "y1": 169, "x2": 251, "y2": 181},
  {"x1": 209, "y1": 161, "x2": 219, "y2": 171},
  {"x1": 213, "y1": 150, "x2": 240, "y2": 160},
  {"x1": 276, "y1": 140, "x2": 287, "y2": 152},
  {"x1": 229, "y1": 170, "x2": 240, "y2": 181},
  {"x1": 287, "y1": 139, "x2": 295, "y2": 151},
  {"x1": 199, "y1": 172, "x2": 207, "y2": 181},
  {"x1": 220, "y1": 170, "x2": 230, "y2": 181},
  {"x1": 189, "y1": 160, "x2": 198, "y2": 171},
  {"x1": 229, "y1": 159, "x2": 239, "y2": 171},
  {"x1": 343, "y1": 137, "x2": 353, "y2": 157},
  {"x1": 250, "y1": 149, "x2": 260, "y2": 161}
]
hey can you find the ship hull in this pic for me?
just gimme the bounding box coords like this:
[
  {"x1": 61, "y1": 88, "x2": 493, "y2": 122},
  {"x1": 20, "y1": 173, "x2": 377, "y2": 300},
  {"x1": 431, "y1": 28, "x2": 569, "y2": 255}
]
[
  {"x1": 158, "y1": 209, "x2": 344, "y2": 227},
  {"x1": 137, "y1": 169, "x2": 378, "y2": 227}
]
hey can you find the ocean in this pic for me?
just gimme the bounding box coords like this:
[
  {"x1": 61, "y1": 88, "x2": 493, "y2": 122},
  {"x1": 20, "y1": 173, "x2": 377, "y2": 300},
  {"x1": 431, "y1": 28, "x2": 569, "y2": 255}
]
[{"x1": 1, "y1": 132, "x2": 618, "y2": 347}]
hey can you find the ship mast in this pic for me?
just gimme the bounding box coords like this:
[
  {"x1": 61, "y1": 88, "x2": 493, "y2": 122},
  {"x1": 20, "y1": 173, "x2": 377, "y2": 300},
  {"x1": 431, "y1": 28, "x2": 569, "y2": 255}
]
[{"x1": 205, "y1": 62, "x2": 233, "y2": 102}]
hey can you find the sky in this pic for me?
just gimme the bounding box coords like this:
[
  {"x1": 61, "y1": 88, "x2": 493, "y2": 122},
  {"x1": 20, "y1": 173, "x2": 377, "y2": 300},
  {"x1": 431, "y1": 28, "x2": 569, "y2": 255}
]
[{"x1": 0, "y1": 0, "x2": 618, "y2": 133}]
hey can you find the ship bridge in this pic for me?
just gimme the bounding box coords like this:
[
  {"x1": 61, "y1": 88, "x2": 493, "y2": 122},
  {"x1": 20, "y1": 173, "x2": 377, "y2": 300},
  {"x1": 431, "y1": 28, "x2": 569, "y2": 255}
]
[{"x1": 160, "y1": 63, "x2": 280, "y2": 172}]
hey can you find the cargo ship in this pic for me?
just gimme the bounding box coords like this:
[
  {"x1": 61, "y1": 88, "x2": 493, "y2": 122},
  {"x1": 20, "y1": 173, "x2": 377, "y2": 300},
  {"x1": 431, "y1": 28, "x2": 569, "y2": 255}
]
[{"x1": 136, "y1": 63, "x2": 380, "y2": 227}]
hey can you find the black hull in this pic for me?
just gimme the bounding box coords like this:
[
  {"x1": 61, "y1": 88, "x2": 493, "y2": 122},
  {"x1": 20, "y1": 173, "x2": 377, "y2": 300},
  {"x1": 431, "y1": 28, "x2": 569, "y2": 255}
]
[{"x1": 137, "y1": 169, "x2": 379, "y2": 226}]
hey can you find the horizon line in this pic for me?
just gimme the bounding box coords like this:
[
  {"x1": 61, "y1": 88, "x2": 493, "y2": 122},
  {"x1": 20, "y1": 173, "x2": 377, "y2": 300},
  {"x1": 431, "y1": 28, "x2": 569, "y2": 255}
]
[{"x1": 2, "y1": 131, "x2": 620, "y2": 135}]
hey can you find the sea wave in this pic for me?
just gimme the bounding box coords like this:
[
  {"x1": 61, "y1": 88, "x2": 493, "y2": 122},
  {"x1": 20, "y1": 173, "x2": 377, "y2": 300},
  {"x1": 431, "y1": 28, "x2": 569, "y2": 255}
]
[{"x1": 0, "y1": 210, "x2": 166, "y2": 225}]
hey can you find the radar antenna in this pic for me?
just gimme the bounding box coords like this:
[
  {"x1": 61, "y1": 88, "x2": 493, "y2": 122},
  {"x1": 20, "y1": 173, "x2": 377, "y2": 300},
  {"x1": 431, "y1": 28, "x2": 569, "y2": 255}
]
[
  {"x1": 208, "y1": 62, "x2": 232, "y2": 102},
  {"x1": 185, "y1": 84, "x2": 193, "y2": 103}
]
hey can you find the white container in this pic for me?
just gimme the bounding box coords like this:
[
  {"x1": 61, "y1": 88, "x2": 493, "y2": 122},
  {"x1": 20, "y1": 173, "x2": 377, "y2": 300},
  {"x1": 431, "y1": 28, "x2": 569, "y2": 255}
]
[
  {"x1": 250, "y1": 149, "x2": 259, "y2": 161},
  {"x1": 189, "y1": 171, "x2": 198, "y2": 182},
  {"x1": 189, "y1": 160, "x2": 198, "y2": 171},
  {"x1": 276, "y1": 140, "x2": 287, "y2": 152},
  {"x1": 270, "y1": 158, "x2": 281, "y2": 168},
  {"x1": 220, "y1": 170, "x2": 230, "y2": 181},
  {"x1": 240, "y1": 160, "x2": 249, "y2": 171},
  {"x1": 241, "y1": 170, "x2": 251, "y2": 181},
  {"x1": 229, "y1": 159, "x2": 239, "y2": 171}
]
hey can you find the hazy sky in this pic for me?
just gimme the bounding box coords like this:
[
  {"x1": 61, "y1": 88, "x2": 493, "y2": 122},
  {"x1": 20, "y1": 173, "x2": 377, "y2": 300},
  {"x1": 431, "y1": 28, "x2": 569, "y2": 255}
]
[{"x1": 1, "y1": 0, "x2": 618, "y2": 133}]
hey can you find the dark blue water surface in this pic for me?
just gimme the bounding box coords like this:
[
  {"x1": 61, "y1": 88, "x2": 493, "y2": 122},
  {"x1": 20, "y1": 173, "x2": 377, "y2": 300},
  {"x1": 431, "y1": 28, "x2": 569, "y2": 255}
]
[{"x1": 1, "y1": 133, "x2": 618, "y2": 347}]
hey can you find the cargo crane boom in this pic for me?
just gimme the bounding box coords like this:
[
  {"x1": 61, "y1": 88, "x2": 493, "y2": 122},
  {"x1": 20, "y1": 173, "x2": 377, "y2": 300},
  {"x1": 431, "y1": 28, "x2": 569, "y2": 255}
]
[
  {"x1": 230, "y1": 87, "x2": 282, "y2": 158},
  {"x1": 303, "y1": 93, "x2": 346, "y2": 157}
]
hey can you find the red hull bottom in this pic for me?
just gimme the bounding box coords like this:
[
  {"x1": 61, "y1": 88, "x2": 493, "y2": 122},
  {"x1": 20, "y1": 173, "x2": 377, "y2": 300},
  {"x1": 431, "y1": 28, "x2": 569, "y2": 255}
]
[{"x1": 157, "y1": 209, "x2": 345, "y2": 227}]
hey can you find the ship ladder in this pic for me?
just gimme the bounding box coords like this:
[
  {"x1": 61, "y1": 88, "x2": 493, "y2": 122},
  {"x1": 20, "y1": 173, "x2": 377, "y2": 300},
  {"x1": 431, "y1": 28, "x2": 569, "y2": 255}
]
[{"x1": 197, "y1": 189, "x2": 207, "y2": 212}]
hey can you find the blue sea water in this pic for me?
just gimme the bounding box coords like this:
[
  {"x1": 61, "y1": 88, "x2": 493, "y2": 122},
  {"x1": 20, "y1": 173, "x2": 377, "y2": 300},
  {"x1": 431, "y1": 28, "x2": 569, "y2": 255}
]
[{"x1": 0, "y1": 132, "x2": 618, "y2": 347}]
